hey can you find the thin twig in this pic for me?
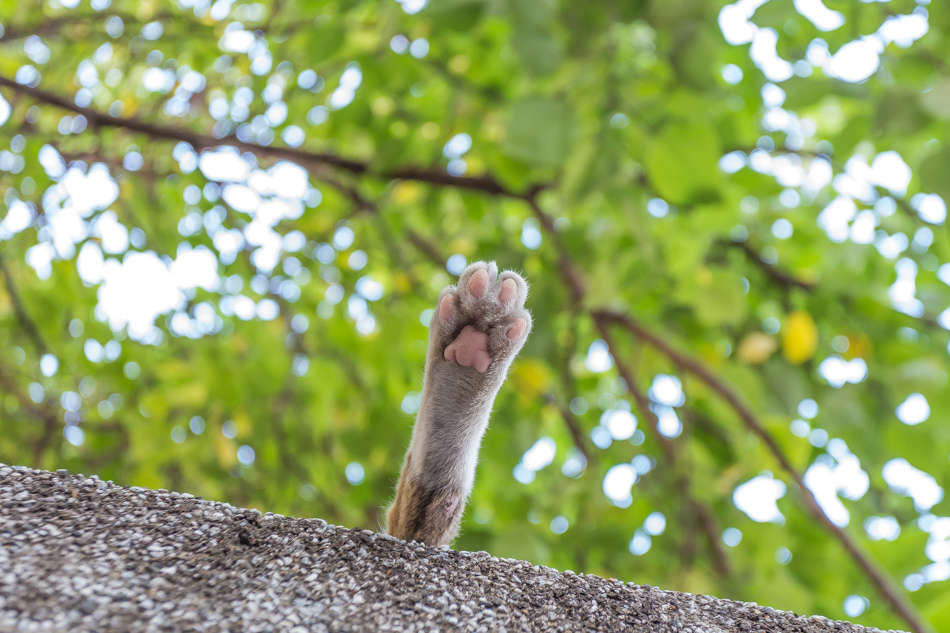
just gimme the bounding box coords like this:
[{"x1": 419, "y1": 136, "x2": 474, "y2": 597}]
[
  {"x1": 593, "y1": 309, "x2": 929, "y2": 633},
  {"x1": 522, "y1": 194, "x2": 586, "y2": 306},
  {"x1": 728, "y1": 239, "x2": 813, "y2": 291},
  {"x1": 0, "y1": 367, "x2": 58, "y2": 466},
  {"x1": 0, "y1": 75, "x2": 544, "y2": 199},
  {"x1": 0, "y1": 250, "x2": 48, "y2": 354},
  {"x1": 593, "y1": 316, "x2": 732, "y2": 578}
]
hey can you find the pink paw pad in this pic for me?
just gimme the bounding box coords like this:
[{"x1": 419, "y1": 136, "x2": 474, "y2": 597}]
[
  {"x1": 468, "y1": 269, "x2": 489, "y2": 299},
  {"x1": 506, "y1": 317, "x2": 527, "y2": 341},
  {"x1": 444, "y1": 325, "x2": 491, "y2": 374},
  {"x1": 499, "y1": 278, "x2": 517, "y2": 305},
  {"x1": 438, "y1": 294, "x2": 455, "y2": 321}
]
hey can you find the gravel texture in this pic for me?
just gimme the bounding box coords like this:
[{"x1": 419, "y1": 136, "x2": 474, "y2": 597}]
[{"x1": 1, "y1": 464, "x2": 898, "y2": 633}]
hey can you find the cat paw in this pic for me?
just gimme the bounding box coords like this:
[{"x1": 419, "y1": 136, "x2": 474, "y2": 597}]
[{"x1": 432, "y1": 262, "x2": 531, "y2": 375}]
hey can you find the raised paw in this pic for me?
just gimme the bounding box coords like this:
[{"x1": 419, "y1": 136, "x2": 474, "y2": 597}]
[{"x1": 432, "y1": 261, "x2": 531, "y2": 375}]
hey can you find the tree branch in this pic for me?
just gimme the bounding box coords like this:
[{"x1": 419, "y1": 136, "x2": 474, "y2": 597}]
[
  {"x1": 0, "y1": 75, "x2": 544, "y2": 199},
  {"x1": 728, "y1": 239, "x2": 814, "y2": 292},
  {"x1": 0, "y1": 367, "x2": 58, "y2": 466},
  {"x1": 593, "y1": 315, "x2": 732, "y2": 579},
  {"x1": 523, "y1": 195, "x2": 586, "y2": 306},
  {"x1": 0, "y1": 250, "x2": 48, "y2": 355},
  {"x1": 592, "y1": 309, "x2": 930, "y2": 633},
  {"x1": 521, "y1": 188, "x2": 927, "y2": 631}
]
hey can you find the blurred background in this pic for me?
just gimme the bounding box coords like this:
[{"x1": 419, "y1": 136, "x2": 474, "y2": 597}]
[{"x1": 0, "y1": 0, "x2": 948, "y2": 630}]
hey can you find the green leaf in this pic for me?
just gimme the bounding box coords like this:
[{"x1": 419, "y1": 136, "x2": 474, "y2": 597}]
[
  {"x1": 426, "y1": 0, "x2": 485, "y2": 31},
  {"x1": 919, "y1": 146, "x2": 950, "y2": 202},
  {"x1": 645, "y1": 122, "x2": 721, "y2": 204},
  {"x1": 501, "y1": 97, "x2": 576, "y2": 168}
]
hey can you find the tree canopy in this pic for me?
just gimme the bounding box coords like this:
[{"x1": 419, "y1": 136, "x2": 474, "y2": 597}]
[{"x1": 0, "y1": 1, "x2": 948, "y2": 632}]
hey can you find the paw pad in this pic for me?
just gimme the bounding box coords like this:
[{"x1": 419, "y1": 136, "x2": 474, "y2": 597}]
[{"x1": 434, "y1": 261, "x2": 531, "y2": 374}]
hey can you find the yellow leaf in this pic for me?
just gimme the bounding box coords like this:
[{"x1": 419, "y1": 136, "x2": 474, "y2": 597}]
[
  {"x1": 392, "y1": 181, "x2": 422, "y2": 204},
  {"x1": 737, "y1": 332, "x2": 778, "y2": 364},
  {"x1": 231, "y1": 411, "x2": 251, "y2": 437},
  {"x1": 168, "y1": 382, "x2": 208, "y2": 408},
  {"x1": 393, "y1": 272, "x2": 411, "y2": 294},
  {"x1": 215, "y1": 433, "x2": 237, "y2": 470},
  {"x1": 844, "y1": 332, "x2": 871, "y2": 360},
  {"x1": 782, "y1": 310, "x2": 818, "y2": 364},
  {"x1": 510, "y1": 359, "x2": 551, "y2": 399}
]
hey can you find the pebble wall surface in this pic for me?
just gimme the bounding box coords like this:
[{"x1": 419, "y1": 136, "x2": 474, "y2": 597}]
[{"x1": 1, "y1": 464, "x2": 899, "y2": 633}]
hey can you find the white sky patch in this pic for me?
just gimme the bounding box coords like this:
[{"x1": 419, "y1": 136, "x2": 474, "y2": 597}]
[
  {"x1": 865, "y1": 515, "x2": 901, "y2": 541},
  {"x1": 938, "y1": 308, "x2": 950, "y2": 330},
  {"x1": 0, "y1": 92, "x2": 10, "y2": 126},
  {"x1": 649, "y1": 374, "x2": 685, "y2": 407},
  {"x1": 142, "y1": 67, "x2": 175, "y2": 93},
  {"x1": 46, "y1": 206, "x2": 86, "y2": 259},
  {"x1": 938, "y1": 264, "x2": 950, "y2": 287},
  {"x1": 521, "y1": 437, "x2": 556, "y2": 472},
  {"x1": 895, "y1": 393, "x2": 930, "y2": 425},
  {"x1": 98, "y1": 252, "x2": 185, "y2": 340},
  {"x1": 396, "y1": 0, "x2": 427, "y2": 15},
  {"x1": 220, "y1": 28, "x2": 255, "y2": 54},
  {"x1": 734, "y1": 473, "x2": 786, "y2": 523},
  {"x1": 655, "y1": 406, "x2": 682, "y2": 439},
  {"x1": 794, "y1": 0, "x2": 844, "y2": 32},
  {"x1": 883, "y1": 458, "x2": 944, "y2": 512},
  {"x1": 751, "y1": 28, "x2": 794, "y2": 82},
  {"x1": 878, "y1": 12, "x2": 929, "y2": 48},
  {"x1": 644, "y1": 511, "x2": 666, "y2": 536},
  {"x1": 585, "y1": 339, "x2": 613, "y2": 372},
  {"x1": 604, "y1": 409, "x2": 637, "y2": 441},
  {"x1": 443, "y1": 133, "x2": 472, "y2": 159},
  {"x1": 561, "y1": 447, "x2": 587, "y2": 478},
  {"x1": 247, "y1": 161, "x2": 309, "y2": 199},
  {"x1": 824, "y1": 37, "x2": 882, "y2": 83},
  {"x1": 718, "y1": 0, "x2": 769, "y2": 45},
  {"x1": 876, "y1": 231, "x2": 909, "y2": 260},
  {"x1": 803, "y1": 440, "x2": 870, "y2": 527},
  {"x1": 77, "y1": 242, "x2": 105, "y2": 284},
  {"x1": 629, "y1": 528, "x2": 651, "y2": 555},
  {"x1": 328, "y1": 63, "x2": 362, "y2": 110},
  {"x1": 0, "y1": 199, "x2": 33, "y2": 239},
  {"x1": 844, "y1": 596, "x2": 869, "y2": 618},
  {"x1": 718, "y1": 1, "x2": 795, "y2": 80},
  {"x1": 869, "y1": 151, "x2": 912, "y2": 196},
  {"x1": 38, "y1": 144, "x2": 66, "y2": 179},
  {"x1": 198, "y1": 146, "x2": 252, "y2": 182},
  {"x1": 818, "y1": 355, "x2": 868, "y2": 388},
  {"x1": 26, "y1": 242, "x2": 56, "y2": 279},
  {"x1": 355, "y1": 276, "x2": 383, "y2": 301},
  {"x1": 889, "y1": 257, "x2": 925, "y2": 318},
  {"x1": 603, "y1": 463, "x2": 638, "y2": 507},
  {"x1": 817, "y1": 196, "x2": 856, "y2": 243},
  {"x1": 912, "y1": 193, "x2": 947, "y2": 225},
  {"x1": 92, "y1": 211, "x2": 130, "y2": 255},
  {"x1": 222, "y1": 185, "x2": 261, "y2": 213},
  {"x1": 62, "y1": 164, "x2": 120, "y2": 216},
  {"x1": 849, "y1": 210, "x2": 877, "y2": 244},
  {"x1": 170, "y1": 244, "x2": 219, "y2": 291},
  {"x1": 922, "y1": 518, "x2": 950, "y2": 576},
  {"x1": 836, "y1": 157, "x2": 876, "y2": 202}
]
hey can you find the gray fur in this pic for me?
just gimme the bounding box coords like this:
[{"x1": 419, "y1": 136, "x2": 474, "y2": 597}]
[{"x1": 386, "y1": 261, "x2": 531, "y2": 546}]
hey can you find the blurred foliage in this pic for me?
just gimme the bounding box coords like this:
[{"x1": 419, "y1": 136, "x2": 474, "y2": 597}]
[{"x1": 0, "y1": 0, "x2": 949, "y2": 631}]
